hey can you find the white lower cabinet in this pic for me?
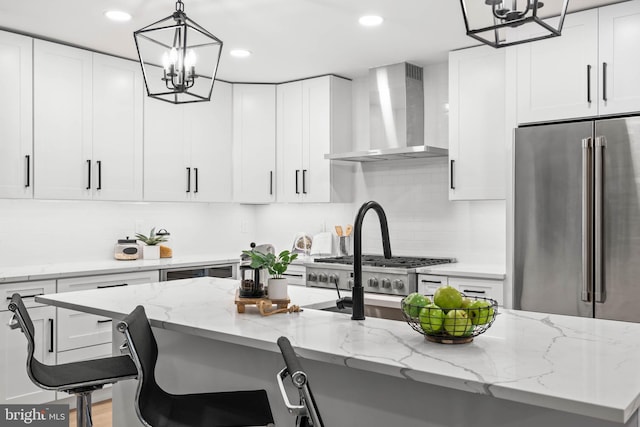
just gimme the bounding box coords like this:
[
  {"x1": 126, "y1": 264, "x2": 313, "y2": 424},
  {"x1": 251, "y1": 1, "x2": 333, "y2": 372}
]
[
  {"x1": 418, "y1": 274, "x2": 504, "y2": 306},
  {"x1": 282, "y1": 264, "x2": 306, "y2": 287},
  {"x1": 0, "y1": 280, "x2": 57, "y2": 405},
  {"x1": 57, "y1": 271, "x2": 158, "y2": 351}
]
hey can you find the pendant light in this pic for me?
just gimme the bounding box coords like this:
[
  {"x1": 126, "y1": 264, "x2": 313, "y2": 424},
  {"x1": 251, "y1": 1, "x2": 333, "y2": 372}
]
[
  {"x1": 459, "y1": 0, "x2": 569, "y2": 48},
  {"x1": 134, "y1": 0, "x2": 223, "y2": 104}
]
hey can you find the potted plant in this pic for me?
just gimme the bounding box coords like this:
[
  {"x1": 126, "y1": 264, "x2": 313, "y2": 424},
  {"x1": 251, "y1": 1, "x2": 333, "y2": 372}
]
[
  {"x1": 135, "y1": 227, "x2": 168, "y2": 260},
  {"x1": 242, "y1": 249, "x2": 298, "y2": 300}
]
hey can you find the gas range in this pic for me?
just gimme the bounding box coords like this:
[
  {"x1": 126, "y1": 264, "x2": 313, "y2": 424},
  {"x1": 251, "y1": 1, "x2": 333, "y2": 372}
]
[{"x1": 306, "y1": 255, "x2": 455, "y2": 296}]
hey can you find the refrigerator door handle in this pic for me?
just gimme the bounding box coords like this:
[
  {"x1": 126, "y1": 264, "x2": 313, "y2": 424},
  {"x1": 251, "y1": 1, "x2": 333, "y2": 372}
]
[
  {"x1": 594, "y1": 136, "x2": 605, "y2": 303},
  {"x1": 581, "y1": 138, "x2": 593, "y2": 302}
]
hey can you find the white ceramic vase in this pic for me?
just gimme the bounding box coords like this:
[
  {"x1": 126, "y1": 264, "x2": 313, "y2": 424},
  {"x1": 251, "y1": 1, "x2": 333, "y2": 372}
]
[
  {"x1": 268, "y1": 278, "x2": 288, "y2": 300},
  {"x1": 143, "y1": 245, "x2": 160, "y2": 260}
]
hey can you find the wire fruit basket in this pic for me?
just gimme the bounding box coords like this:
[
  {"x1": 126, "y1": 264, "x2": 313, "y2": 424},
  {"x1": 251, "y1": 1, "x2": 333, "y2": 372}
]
[{"x1": 401, "y1": 294, "x2": 498, "y2": 344}]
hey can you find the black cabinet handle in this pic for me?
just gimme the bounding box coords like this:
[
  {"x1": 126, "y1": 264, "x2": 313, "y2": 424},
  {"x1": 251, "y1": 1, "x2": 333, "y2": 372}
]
[
  {"x1": 463, "y1": 289, "x2": 486, "y2": 295},
  {"x1": 97, "y1": 319, "x2": 112, "y2": 324},
  {"x1": 194, "y1": 168, "x2": 199, "y2": 193},
  {"x1": 25, "y1": 155, "x2": 30, "y2": 188},
  {"x1": 186, "y1": 167, "x2": 191, "y2": 193},
  {"x1": 602, "y1": 62, "x2": 608, "y2": 102},
  {"x1": 48, "y1": 319, "x2": 54, "y2": 353},
  {"x1": 96, "y1": 160, "x2": 102, "y2": 190},
  {"x1": 295, "y1": 170, "x2": 300, "y2": 194},
  {"x1": 587, "y1": 64, "x2": 592, "y2": 104},
  {"x1": 450, "y1": 159, "x2": 455, "y2": 190},
  {"x1": 302, "y1": 169, "x2": 307, "y2": 194},
  {"x1": 270, "y1": 171, "x2": 273, "y2": 195},
  {"x1": 421, "y1": 280, "x2": 443, "y2": 284},
  {"x1": 6, "y1": 292, "x2": 44, "y2": 301},
  {"x1": 97, "y1": 283, "x2": 128, "y2": 289},
  {"x1": 86, "y1": 160, "x2": 91, "y2": 190}
]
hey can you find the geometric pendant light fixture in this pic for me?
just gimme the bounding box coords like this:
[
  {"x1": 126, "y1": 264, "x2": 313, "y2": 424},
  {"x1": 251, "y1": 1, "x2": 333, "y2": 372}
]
[
  {"x1": 134, "y1": 0, "x2": 223, "y2": 104},
  {"x1": 459, "y1": 0, "x2": 570, "y2": 48}
]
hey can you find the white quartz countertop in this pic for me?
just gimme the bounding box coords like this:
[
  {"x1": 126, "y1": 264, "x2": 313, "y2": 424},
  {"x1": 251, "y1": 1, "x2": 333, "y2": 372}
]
[
  {"x1": 37, "y1": 277, "x2": 640, "y2": 424},
  {"x1": 415, "y1": 262, "x2": 506, "y2": 280},
  {"x1": 0, "y1": 254, "x2": 240, "y2": 283}
]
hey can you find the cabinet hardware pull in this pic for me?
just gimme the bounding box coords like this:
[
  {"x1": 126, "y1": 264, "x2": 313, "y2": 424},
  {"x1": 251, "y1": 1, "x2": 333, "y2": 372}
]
[
  {"x1": 97, "y1": 160, "x2": 102, "y2": 190},
  {"x1": 587, "y1": 65, "x2": 592, "y2": 104},
  {"x1": 97, "y1": 319, "x2": 112, "y2": 324},
  {"x1": 462, "y1": 289, "x2": 486, "y2": 294},
  {"x1": 282, "y1": 273, "x2": 303, "y2": 278},
  {"x1": 450, "y1": 159, "x2": 455, "y2": 190},
  {"x1": 602, "y1": 62, "x2": 608, "y2": 102},
  {"x1": 302, "y1": 169, "x2": 307, "y2": 194},
  {"x1": 25, "y1": 155, "x2": 30, "y2": 188},
  {"x1": 97, "y1": 283, "x2": 128, "y2": 289},
  {"x1": 5, "y1": 292, "x2": 44, "y2": 301},
  {"x1": 194, "y1": 168, "x2": 199, "y2": 193},
  {"x1": 48, "y1": 319, "x2": 54, "y2": 353},
  {"x1": 270, "y1": 171, "x2": 273, "y2": 195},
  {"x1": 86, "y1": 160, "x2": 91, "y2": 189},
  {"x1": 186, "y1": 167, "x2": 191, "y2": 193},
  {"x1": 295, "y1": 170, "x2": 300, "y2": 194},
  {"x1": 421, "y1": 280, "x2": 443, "y2": 284}
]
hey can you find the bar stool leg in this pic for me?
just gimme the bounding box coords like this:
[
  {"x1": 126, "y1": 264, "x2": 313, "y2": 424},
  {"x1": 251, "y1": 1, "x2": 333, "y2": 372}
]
[{"x1": 75, "y1": 392, "x2": 93, "y2": 427}]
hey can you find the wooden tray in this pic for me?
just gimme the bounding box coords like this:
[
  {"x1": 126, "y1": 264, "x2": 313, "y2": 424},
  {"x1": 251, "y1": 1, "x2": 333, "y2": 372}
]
[{"x1": 234, "y1": 289, "x2": 290, "y2": 313}]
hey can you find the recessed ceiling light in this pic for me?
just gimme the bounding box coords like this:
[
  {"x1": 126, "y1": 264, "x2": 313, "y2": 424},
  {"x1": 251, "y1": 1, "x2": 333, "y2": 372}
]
[
  {"x1": 105, "y1": 10, "x2": 132, "y2": 22},
  {"x1": 230, "y1": 49, "x2": 252, "y2": 58},
  {"x1": 359, "y1": 15, "x2": 384, "y2": 27}
]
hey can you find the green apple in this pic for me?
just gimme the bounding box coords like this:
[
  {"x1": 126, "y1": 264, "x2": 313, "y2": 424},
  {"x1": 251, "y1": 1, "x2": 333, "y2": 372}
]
[
  {"x1": 443, "y1": 309, "x2": 472, "y2": 336},
  {"x1": 433, "y1": 285, "x2": 463, "y2": 310},
  {"x1": 419, "y1": 304, "x2": 444, "y2": 333},
  {"x1": 403, "y1": 293, "x2": 430, "y2": 318},
  {"x1": 461, "y1": 297, "x2": 473, "y2": 309},
  {"x1": 468, "y1": 300, "x2": 495, "y2": 325}
]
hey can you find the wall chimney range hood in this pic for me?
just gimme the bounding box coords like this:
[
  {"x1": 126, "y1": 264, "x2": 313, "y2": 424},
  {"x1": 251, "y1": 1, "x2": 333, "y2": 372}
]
[{"x1": 326, "y1": 62, "x2": 448, "y2": 162}]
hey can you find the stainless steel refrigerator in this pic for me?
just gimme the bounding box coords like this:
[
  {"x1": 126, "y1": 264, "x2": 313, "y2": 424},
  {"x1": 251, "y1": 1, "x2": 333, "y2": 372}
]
[{"x1": 514, "y1": 116, "x2": 640, "y2": 322}]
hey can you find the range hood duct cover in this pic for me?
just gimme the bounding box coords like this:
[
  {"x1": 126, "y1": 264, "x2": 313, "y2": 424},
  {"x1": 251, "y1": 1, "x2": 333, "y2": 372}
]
[{"x1": 325, "y1": 62, "x2": 448, "y2": 162}]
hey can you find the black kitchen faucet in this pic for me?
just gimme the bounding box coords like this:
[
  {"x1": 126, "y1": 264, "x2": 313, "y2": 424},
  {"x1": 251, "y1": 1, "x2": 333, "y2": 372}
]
[{"x1": 336, "y1": 200, "x2": 392, "y2": 320}]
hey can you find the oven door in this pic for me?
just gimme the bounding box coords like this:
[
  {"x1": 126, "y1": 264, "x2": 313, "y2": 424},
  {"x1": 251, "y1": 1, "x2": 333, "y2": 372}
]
[{"x1": 160, "y1": 264, "x2": 236, "y2": 281}]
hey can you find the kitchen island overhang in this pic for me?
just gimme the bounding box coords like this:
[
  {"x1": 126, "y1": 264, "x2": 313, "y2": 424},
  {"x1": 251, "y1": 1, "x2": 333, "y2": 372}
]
[{"x1": 35, "y1": 277, "x2": 640, "y2": 426}]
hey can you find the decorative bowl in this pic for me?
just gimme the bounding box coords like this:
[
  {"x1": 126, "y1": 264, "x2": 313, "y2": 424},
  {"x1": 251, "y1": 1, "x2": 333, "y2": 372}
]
[{"x1": 401, "y1": 294, "x2": 498, "y2": 344}]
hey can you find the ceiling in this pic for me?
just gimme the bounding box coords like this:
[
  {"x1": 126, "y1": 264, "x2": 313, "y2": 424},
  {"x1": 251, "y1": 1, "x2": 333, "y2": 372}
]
[{"x1": 0, "y1": 0, "x2": 627, "y2": 83}]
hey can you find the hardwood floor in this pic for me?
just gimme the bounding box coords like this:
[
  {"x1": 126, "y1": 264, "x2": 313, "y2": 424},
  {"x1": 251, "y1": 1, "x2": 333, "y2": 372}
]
[{"x1": 69, "y1": 399, "x2": 112, "y2": 427}]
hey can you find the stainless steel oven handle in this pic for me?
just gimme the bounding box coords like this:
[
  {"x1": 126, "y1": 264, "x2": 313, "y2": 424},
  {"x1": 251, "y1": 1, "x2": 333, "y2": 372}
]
[
  {"x1": 594, "y1": 136, "x2": 605, "y2": 303},
  {"x1": 581, "y1": 138, "x2": 592, "y2": 302}
]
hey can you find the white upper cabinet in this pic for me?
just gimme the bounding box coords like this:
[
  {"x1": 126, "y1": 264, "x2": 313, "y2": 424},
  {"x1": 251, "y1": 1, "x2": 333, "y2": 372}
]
[
  {"x1": 277, "y1": 76, "x2": 353, "y2": 203},
  {"x1": 0, "y1": 31, "x2": 32, "y2": 199},
  {"x1": 144, "y1": 81, "x2": 233, "y2": 202},
  {"x1": 449, "y1": 46, "x2": 508, "y2": 200},
  {"x1": 516, "y1": 9, "x2": 599, "y2": 124},
  {"x1": 34, "y1": 40, "x2": 143, "y2": 200},
  {"x1": 517, "y1": 1, "x2": 640, "y2": 124},
  {"x1": 233, "y1": 84, "x2": 277, "y2": 204},
  {"x1": 598, "y1": 0, "x2": 640, "y2": 116},
  {"x1": 92, "y1": 53, "x2": 143, "y2": 201}
]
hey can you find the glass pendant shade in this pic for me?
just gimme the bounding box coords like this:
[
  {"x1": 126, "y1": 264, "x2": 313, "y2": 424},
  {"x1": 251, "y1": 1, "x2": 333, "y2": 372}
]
[
  {"x1": 460, "y1": 0, "x2": 570, "y2": 48},
  {"x1": 134, "y1": 1, "x2": 223, "y2": 104}
]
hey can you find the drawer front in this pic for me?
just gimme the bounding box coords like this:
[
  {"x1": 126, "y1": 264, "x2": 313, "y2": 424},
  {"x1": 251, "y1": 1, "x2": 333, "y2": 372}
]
[
  {"x1": 417, "y1": 275, "x2": 447, "y2": 295},
  {"x1": 1, "y1": 280, "x2": 56, "y2": 311},
  {"x1": 57, "y1": 342, "x2": 112, "y2": 364},
  {"x1": 449, "y1": 277, "x2": 504, "y2": 306},
  {"x1": 282, "y1": 265, "x2": 306, "y2": 287},
  {"x1": 57, "y1": 271, "x2": 158, "y2": 351}
]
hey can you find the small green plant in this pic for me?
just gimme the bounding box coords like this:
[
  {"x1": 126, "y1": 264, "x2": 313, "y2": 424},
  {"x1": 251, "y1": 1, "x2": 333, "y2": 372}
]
[
  {"x1": 135, "y1": 227, "x2": 168, "y2": 246},
  {"x1": 242, "y1": 250, "x2": 298, "y2": 279}
]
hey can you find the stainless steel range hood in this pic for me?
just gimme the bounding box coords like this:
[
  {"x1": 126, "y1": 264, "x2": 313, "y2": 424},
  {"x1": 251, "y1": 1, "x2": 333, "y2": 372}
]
[{"x1": 326, "y1": 62, "x2": 448, "y2": 162}]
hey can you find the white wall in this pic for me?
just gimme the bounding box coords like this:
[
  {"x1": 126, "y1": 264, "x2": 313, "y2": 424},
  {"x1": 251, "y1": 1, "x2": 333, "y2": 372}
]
[{"x1": 0, "y1": 199, "x2": 255, "y2": 266}]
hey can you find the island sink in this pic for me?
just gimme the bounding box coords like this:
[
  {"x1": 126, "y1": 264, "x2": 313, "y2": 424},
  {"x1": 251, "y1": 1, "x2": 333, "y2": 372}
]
[{"x1": 319, "y1": 304, "x2": 404, "y2": 321}]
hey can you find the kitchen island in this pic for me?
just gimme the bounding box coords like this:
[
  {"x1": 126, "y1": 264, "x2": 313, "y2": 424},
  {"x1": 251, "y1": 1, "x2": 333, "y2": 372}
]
[{"x1": 37, "y1": 278, "x2": 640, "y2": 427}]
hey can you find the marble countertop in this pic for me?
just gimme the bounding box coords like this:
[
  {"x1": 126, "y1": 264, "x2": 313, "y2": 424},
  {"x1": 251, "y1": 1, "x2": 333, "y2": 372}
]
[
  {"x1": 416, "y1": 262, "x2": 506, "y2": 280},
  {"x1": 0, "y1": 254, "x2": 240, "y2": 283},
  {"x1": 37, "y1": 277, "x2": 640, "y2": 424}
]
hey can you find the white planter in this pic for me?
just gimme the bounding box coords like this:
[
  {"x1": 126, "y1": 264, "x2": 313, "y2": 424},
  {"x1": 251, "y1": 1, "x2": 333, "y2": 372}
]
[
  {"x1": 267, "y1": 278, "x2": 288, "y2": 300},
  {"x1": 142, "y1": 245, "x2": 160, "y2": 260}
]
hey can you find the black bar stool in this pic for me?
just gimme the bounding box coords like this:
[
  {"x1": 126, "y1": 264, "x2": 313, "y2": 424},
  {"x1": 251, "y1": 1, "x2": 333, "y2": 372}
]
[
  {"x1": 276, "y1": 336, "x2": 324, "y2": 427},
  {"x1": 117, "y1": 305, "x2": 275, "y2": 427},
  {"x1": 7, "y1": 293, "x2": 138, "y2": 427}
]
